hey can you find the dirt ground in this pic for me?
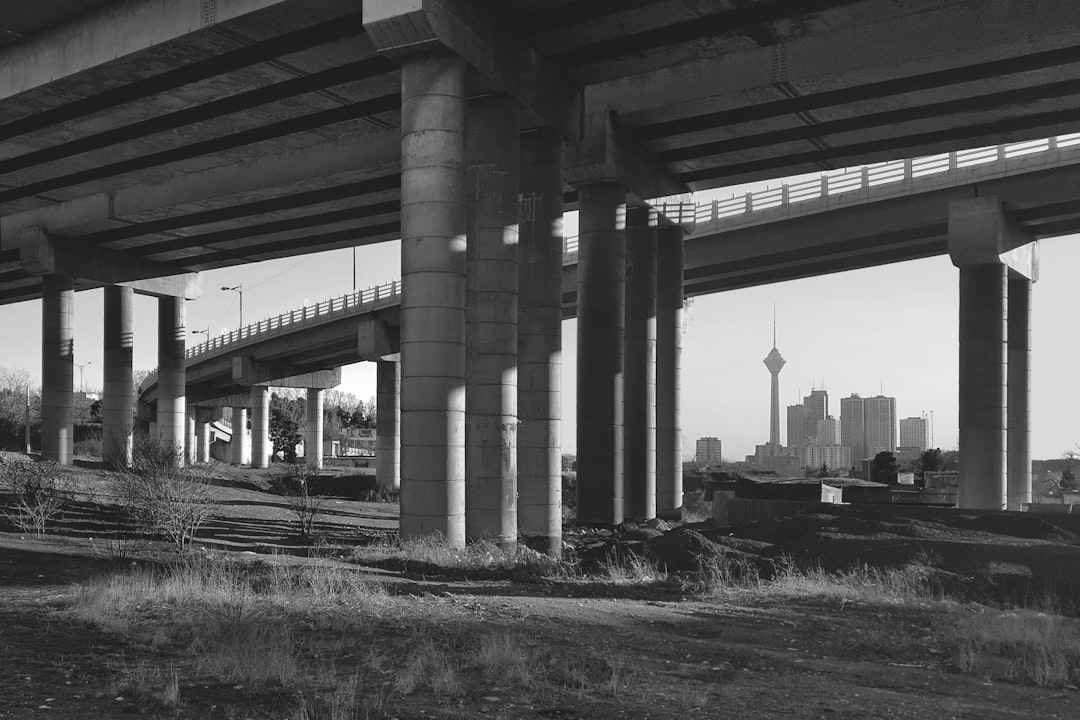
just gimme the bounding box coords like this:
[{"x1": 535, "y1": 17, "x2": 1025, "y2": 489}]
[{"x1": 1, "y1": 455, "x2": 1079, "y2": 719}]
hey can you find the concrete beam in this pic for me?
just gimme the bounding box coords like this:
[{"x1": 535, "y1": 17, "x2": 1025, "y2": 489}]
[
  {"x1": 362, "y1": 0, "x2": 579, "y2": 137},
  {"x1": 13, "y1": 227, "x2": 192, "y2": 285},
  {"x1": 357, "y1": 317, "x2": 401, "y2": 362},
  {"x1": 231, "y1": 356, "x2": 341, "y2": 389},
  {"x1": 0, "y1": 131, "x2": 400, "y2": 237},
  {"x1": 586, "y1": 0, "x2": 1080, "y2": 118},
  {"x1": 0, "y1": 0, "x2": 291, "y2": 103},
  {"x1": 121, "y1": 274, "x2": 202, "y2": 301},
  {"x1": 565, "y1": 108, "x2": 687, "y2": 201},
  {"x1": 948, "y1": 196, "x2": 1038, "y2": 279}
]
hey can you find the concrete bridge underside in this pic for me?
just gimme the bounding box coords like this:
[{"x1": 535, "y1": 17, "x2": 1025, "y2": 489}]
[{"x1": 4, "y1": 0, "x2": 1080, "y2": 545}]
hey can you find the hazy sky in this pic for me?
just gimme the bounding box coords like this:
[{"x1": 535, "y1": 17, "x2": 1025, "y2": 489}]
[{"x1": 1, "y1": 177, "x2": 1077, "y2": 463}]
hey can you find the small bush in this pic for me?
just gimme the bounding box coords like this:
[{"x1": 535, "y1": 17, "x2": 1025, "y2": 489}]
[
  {"x1": 112, "y1": 435, "x2": 215, "y2": 550},
  {"x1": 73, "y1": 437, "x2": 102, "y2": 459},
  {"x1": 0, "y1": 456, "x2": 74, "y2": 534},
  {"x1": 270, "y1": 464, "x2": 324, "y2": 540}
]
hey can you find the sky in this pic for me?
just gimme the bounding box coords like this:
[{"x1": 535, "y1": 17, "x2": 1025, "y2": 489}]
[{"x1": 1, "y1": 181, "x2": 1079, "y2": 463}]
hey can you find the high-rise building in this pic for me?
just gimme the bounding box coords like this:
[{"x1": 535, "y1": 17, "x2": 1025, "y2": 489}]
[
  {"x1": 864, "y1": 395, "x2": 897, "y2": 456},
  {"x1": 802, "y1": 389, "x2": 828, "y2": 446},
  {"x1": 817, "y1": 416, "x2": 840, "y2": 446},
  {"x1": 695, "y1": 436, "x2": 723, "y2": 464},
  {"x1": 899, "y1": 416, "x2": 929, "y2": 451},
  {"x1": 803, "y1": 444, "x2": 852, "y2": 471},
  {"x1": 786, "y1": 403, "x2": 804, "y2": 454},
  {"x1": 840, "y1": 394, "x2": 867, "y2": 464}
]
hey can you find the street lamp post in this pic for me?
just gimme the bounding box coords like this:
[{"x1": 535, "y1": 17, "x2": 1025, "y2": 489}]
[
  {"x1": 75, "y1": 361, "x2": 91, "y2": 394},
  {"x1": 221, "y1": 284, "x2": 243, "y2": 327}
]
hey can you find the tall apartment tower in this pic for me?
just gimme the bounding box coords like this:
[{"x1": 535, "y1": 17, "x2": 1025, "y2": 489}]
[
  {"x1": 695, "y1": 436, "x2": 723, "y2": 464},
  {"x1": 762, "y1": 314, "x2": 786, "y2": 454},
  {"x1": 899, "y1": 416, "x2": 929, "y2": 450},
  {"x1": 840, "y1": 394, "x2": 867, "y2": 464},
  {"x1": 786, "y1": 403, "x2": 804, "y2": 455},
  {"x1": 802, "y1": 389, "x2": 828, "y2": 445},
  {"x1": 864, "y1": 395, "x2": 897, "y2": 456}
]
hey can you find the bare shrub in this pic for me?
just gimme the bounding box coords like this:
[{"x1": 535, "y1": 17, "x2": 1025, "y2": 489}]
[
  {"x1": 953, "y1": 608, "x2": 1080, "y2": 687},
  {"x1": 270, "y1": 464, "x2": 324, "y2": 540},
  {"x1": 0, "y1": 456, "x2": 74, "y2": 534},
  {"x1": 112, "y1": 435, "x2": 215, "y2": 550}
]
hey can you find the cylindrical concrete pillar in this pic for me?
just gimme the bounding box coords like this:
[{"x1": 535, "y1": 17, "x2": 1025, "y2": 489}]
[
  {"x1": 186, "y1": 410, "x2": 197, "y2": 465},
  {"x1": 196, "y1": 409, "x2": 211, "y2": 463},
  {"x1": 376, "y1": 360, "x2": 400, "y2": 489},
  {"x1": 102, "y1": 285, "x2": 133, "y2": 467},
  {"x1": 465, "y1": 93, "x2": 519, "y2": 545},
  {"x1": 306, "y1": 388, "x2": 324, "y2": 470},
  {"x1": 576, "y1": 182, "x2": 626, "y2": 525},
  {"x1": 1007, "y1": 276, "x2": 1032, "y2": 510},
  {"x1": 518, "y1": 127, "x2": 564, "y2": 553},
  {"x1": 41, "y1": 274, "x2": 75, "y2": 465},
  {"x1": 398, "y1": 54, "x2": 467, "y2": 544},
  {"x1": 156, "y1": 296, "x2": 186, "y2": 464},
  {"x1": 656, "y1": 226, "x2": 685, "y2": 519},
  {"x1": 230, "y1": 407, "x2": 248, "y2": 466},
  {"x1": 624, "y1": 206, "x2": 657, "y2": 522},
  {"x1": 957, "y1": 264, "x2": 1008, "y2": 509},
  {"x1": 251, "y1": 385, "x2": 271, "y2": 469}
]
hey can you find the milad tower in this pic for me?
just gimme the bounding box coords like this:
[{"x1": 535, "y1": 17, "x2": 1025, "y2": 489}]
[{"x1": 762, "y1": 312, "x2": 786, "y2": 455}]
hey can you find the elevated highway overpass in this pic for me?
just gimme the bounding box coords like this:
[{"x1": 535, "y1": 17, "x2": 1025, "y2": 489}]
[{"x1": 3, "y1": 0, "x2": 1079, "y2": 547}]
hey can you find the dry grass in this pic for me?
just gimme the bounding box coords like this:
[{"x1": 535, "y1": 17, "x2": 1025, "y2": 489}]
[
  {"x1": 352, "y1": 534, "x2": 571, "y2": 578},
  {"x1": 953, "y1": 608, "x2": 1080, "y2": 686}
]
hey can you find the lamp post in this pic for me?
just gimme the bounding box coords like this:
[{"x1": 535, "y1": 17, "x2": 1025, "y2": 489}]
[
  {"x1": 221, "y1": 284, "x2": 243, "y2": 327},
  {"x1": 75, "y1": 361, "x2": 91, "y2": 394}
]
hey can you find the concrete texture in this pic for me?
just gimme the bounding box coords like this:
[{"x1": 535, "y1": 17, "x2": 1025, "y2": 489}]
[
  {"x1": 102, "y1": 285, "x2": 133, "y2": 467},
  {"x1": 156, "y1": 296, "x2": 186, "y2": 463},
  {"x1": 196, "y1": 409, "x2": 211, "y2": 464},
  {"x1": 186, "y1": 410, "x2": 197, "y2": 465},
  {"x1": 465, "y1": 94, "x2": 519, "y2": 545},
  {"x1": 306, "y1": 388, "x2": 324, "y2": 470},
  {"x1": 376, "y1": 360, "x2": 400, "y2": 489},
  {"x1": 230, "y1": 407, "x2": 249, "y2": 467},
  {"x1": 517, "y1": 128, "x2": 564, "y2": 553},
  {"x1": 1007, "y1": 276, "x2": 1032, "y2": 510},
  {"x1": 250, "y1": 385, "x2": 270, "y2": 469},
  {"x1": 40, "y1": 274, "x2": 74, "y2": 465},
  {"x1": 623, "y1": 206, "x2": 657, "y2": 521},
  {"x1": 575, "y1": 182, "x2": 626, "y2": 526},
  {"x1": 957, "y1": 264, "x2": 1008, "y2": 510},
  {"x1": 655, "y1": 226, "x2": 684, "y2": 519},
  {"x1": 397, "y1": 54, "x2": 467, "y2": 545}
]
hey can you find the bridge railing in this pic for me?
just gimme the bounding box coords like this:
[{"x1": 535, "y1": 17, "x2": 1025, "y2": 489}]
[
  {"x1": 138, "y1": 279, "x2": 402, "y2": 397},
  {"x1": 693, "y1": 133, "x2": 1080, "y2": 228}
]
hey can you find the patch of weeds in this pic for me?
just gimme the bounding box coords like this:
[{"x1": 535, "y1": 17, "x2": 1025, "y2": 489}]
[
  {"x1": 0, "y1": 456, "x2": 74, "y2": 534},
  {"x1": 681, "y1": 489, "x2": 712, "y2": 523},
  {"x1": 597, "y1": 553, "x2": 667, "y2": 584},
  {"x1": 192, "y1": 611, "x2": 299, "y2": 686},
  {"x1": 952, "y1": 608, "x2": 1080, "y2": 687},
  {"x1": 395, "y1": 638, "x2": 462, "y2": 697},
  {"x1": 109, "y1": 660, "x2": 180, "y2": 710}
]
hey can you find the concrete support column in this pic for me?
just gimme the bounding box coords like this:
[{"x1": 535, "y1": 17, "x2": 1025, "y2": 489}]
[
  {"x1": 623, "y1": 206, "x2": 657, "y2": 521},
  {"x1": 957, "y1": 264, "x2": 1008, "y2": 509},
  {"x1": 398, "y1": 54, "x2": 467, "y2": 544},
  {"x1": 41, "y1": 274, "x2": 75, "y2": 465},
  {"x1": 156, "y1": 296, "x2": 186, "y2": 463},
  {"x1": 656, "y1": 226, "x2": 685, "y2": 519},
  {"x1": 465, "y1": 93, "x2": 519, "y2": 545},
  {"x1": 250, "y1": 385, "x2": 271, "y2": 469},
  {"x1": 1007, "y1": 276, "x2": 1032, "y2": 509},
  {"x1": 376, "y1": 360, "x2": 400, "y2": 489},
  {"x1": 517, "y1": 127, "x2": 564, "y2": 553},
  {"x1": 196, "y1": 409, "x2": 211, "y2": 464},
  {"x1": 576, "y1": 182, "x2": 627, "y2": 525},
  {"x1": 230, "y1": 407, "x2": 248, "y2": 466},
  {"x1": 306, "y1": 388, "x2": 324, "y2": 470},
  {"x1": 102, "y1": 285, "x2": 133, "y2": 467},
  {"x1": 186, "y1": 410, "x2": 197, "y2": 465}
]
